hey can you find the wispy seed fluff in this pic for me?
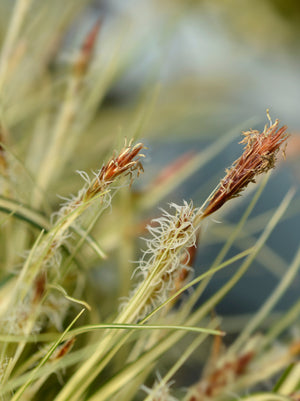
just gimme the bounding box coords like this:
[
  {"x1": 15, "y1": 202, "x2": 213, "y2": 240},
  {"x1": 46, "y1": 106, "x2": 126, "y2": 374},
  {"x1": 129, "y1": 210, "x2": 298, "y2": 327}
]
[
  {"x1": 124, "y1": 202, "x2": 198, "y2": 320},
  {"x1": 141, "y1": 375, "x2": 178, "y2": 401}
]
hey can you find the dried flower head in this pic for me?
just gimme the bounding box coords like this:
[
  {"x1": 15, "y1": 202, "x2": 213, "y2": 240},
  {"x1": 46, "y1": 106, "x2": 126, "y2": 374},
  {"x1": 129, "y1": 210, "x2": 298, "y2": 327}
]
[
  {"x1": 84, "y1": 141, "x2": 145, "y2": 201},
  {"x1": 202, "y1": 113, "x2": 289, "y2": 218},
  {"x1": 41, "y1": 141, "x2": 144, "y2": 271}
]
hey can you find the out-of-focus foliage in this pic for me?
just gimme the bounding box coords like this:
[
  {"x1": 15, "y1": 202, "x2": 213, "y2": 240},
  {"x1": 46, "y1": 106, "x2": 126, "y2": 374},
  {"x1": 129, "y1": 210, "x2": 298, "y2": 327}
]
[{"x1": 0, "y1": 2, "x2": 299, "y2": 401}]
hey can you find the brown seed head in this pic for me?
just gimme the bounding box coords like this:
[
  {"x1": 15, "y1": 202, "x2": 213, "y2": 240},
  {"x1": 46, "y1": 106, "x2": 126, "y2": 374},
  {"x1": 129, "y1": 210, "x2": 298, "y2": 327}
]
[
  {"x1": 85, "y1": 142, "x2": 145, "y2": 200},
  {"x1": 74, "y1": 19, "x2": 101, "y2": 77},
  {"x1": 202, "y1": 114, "x2": 289, "y2": 218}
]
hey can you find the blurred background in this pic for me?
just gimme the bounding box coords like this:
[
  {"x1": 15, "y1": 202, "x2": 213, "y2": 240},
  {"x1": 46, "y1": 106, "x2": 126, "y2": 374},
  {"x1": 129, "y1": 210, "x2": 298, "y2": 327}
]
[{"x1": 1, "y1": 0, "x2": 300, "y2": 315}]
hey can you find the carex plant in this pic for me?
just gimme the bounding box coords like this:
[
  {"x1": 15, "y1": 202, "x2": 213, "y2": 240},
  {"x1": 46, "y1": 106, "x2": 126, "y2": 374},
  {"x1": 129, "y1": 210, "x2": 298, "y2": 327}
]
[{"x1": 0, "y1": 2, "x2": 300, "y2": 401}]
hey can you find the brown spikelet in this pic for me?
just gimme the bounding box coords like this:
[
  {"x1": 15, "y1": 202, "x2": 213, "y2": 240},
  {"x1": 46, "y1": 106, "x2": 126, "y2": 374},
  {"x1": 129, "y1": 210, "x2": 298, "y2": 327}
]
[
  {"x1": 74, "y1": 19, "x2": 101, "y2": 77},
  {"x1": 50, "y1": 338, "x2": 76, "y2": 361},
  {"x1": 84, "y1": 141, "x2": 145, "y2": 201},
  {"x1": 187, "y1": 351, "x2": 254, "y2": 400},
  {"x1": 32, "y1": 271, "x2": 47, "y2": 304},
  {"x1": 202, "y1": 114, "x2": 289, "y2": 218}
]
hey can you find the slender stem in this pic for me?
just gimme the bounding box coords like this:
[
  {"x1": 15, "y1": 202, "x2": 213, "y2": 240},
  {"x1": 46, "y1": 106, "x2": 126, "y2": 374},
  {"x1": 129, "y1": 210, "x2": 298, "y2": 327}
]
[{"x1": 0, "y1": 0, "x2": 32, "y2": 91}]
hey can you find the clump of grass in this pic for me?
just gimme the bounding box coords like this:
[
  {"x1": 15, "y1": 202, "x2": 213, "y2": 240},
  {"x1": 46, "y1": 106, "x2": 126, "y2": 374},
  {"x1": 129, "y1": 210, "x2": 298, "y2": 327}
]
[{"x1": 0, "y1": 2, "x2": 299, "y2": 401}]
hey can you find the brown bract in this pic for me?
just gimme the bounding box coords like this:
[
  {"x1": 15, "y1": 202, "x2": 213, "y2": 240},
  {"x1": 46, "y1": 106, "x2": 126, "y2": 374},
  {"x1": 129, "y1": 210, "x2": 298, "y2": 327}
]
[
  {"x1": 202, "y1": 117, "x2": 289, "y2": 218},
  {"x1": 32, "y1": 271, "x2": 47, "y2": 304},
  {"x1": 74, "y1": 19, "x2": 101, "y2": 77},
  {"x1": 50, "y1": 338, "x2": 76, "y2": 361},
  {"x1": 85, "y1": 142, "x2": 145, "y2": 200},
  {"x1": 187, "y1": 351, "x2": 254, "y2": 400}
]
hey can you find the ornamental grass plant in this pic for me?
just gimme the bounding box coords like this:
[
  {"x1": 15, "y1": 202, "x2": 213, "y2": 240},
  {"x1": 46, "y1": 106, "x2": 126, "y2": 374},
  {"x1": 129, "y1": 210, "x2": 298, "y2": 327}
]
[{"x1": 0, "y1": 2, "x2": 300, "y2": 401}]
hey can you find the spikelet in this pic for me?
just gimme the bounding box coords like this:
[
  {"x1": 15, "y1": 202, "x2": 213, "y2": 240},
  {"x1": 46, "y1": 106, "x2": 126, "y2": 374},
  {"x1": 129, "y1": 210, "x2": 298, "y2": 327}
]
[
  {"x1": 202, "y1": 113, "x2": 289, "y2": 218},
  {"x1": 43, "y1": 141, "x2": 145, "y2": 268}
]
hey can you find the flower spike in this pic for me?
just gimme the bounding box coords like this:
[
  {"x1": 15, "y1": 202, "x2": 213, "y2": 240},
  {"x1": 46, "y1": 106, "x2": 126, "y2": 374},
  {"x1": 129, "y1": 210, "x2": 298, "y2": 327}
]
[{"x1": 202, "y1": 113, "x2": 289, "y2": 218}]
